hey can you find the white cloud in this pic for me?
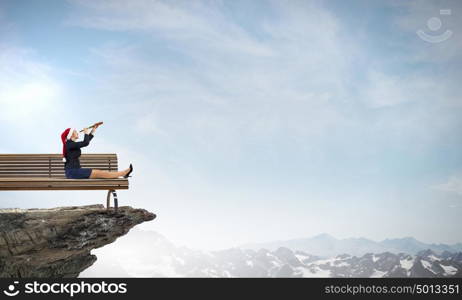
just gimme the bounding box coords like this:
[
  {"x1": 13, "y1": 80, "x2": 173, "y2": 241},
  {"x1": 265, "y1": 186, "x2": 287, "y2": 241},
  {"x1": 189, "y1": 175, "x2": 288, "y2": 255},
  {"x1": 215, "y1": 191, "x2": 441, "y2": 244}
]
[
  {"x1": 361, "y1": 70, "x2": 439, "y2": 108},
  {"x1": 362, "y1": 71, "x2": 409, "y2": 108},
  {"x1": 62, "y1": 0, "x2": 462, "y2": 164},
  {"x1": 67, "y1": 0, "x2": 354, "y2": 144},
  {"x1": 0, "y1": 43, "x2": 80, "y2": 155},
  {"x1": 63, "y1": 0, "x2": 462, "y2": 162},
  {"x1": 0, "y1": 46, "x2": 62, "y2": 122},
  {"x1": 66, "y1": 0, "x2": 274, "y2": 57},
  {"x1": 433, "y1": 176, "x2": 462, "y2": 196},
  {"x1": 135, "y1": 113, "x2": 168, "y2": 137}
]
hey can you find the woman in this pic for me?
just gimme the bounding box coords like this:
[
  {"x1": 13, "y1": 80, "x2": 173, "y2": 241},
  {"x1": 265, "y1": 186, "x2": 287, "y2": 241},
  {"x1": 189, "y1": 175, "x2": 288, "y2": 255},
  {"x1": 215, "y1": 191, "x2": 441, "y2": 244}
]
[{"x1": 61, "y1": 125, "x2": 133, "y2": 179}]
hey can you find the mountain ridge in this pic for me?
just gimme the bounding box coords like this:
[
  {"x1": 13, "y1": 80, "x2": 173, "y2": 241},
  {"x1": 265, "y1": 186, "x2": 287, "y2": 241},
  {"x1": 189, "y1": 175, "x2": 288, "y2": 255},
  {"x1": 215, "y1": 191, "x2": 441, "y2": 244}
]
[
  {"x1": 240, "y1": 234, "x2": 462, "y2": 257},
  {"x1": 82, "y1": 229, "x2": 462, "y2": 278}
]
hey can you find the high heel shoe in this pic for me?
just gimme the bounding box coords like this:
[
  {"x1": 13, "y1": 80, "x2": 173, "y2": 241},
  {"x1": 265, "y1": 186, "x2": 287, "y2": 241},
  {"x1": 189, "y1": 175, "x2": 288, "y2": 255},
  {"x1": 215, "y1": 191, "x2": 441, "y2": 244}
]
[{"x1": 124, "y1": 163, "x2": 133, "y2": 178}]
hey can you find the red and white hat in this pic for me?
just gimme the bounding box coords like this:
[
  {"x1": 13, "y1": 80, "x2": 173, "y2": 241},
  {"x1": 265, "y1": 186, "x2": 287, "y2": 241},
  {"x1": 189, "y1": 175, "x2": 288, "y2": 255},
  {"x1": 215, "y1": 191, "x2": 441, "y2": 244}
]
[{"x1": 61, "y1": 128, "x2": 76, "y2": 162}]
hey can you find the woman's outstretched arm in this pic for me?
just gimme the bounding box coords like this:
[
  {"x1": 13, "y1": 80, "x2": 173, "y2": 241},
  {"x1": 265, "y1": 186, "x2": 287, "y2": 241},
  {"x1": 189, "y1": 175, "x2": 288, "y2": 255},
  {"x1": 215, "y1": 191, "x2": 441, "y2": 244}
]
[{"x1": 67, "y1": 133, "x2": 94, "y2": 150}]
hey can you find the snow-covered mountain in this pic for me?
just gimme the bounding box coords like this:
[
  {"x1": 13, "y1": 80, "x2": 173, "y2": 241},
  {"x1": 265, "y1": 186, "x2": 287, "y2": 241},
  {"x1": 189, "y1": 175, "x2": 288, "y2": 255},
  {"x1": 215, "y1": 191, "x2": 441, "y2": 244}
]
[
  {"x1": 80, "y1": 230, "x2": 462, "y2": 278},
  {"x1": 242, "y1": 233, "x2": 462, "y2": 257}
]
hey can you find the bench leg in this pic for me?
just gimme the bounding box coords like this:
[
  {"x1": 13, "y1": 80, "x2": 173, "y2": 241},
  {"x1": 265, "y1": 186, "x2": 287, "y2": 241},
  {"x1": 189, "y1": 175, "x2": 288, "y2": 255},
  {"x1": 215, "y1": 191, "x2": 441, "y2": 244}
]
[{"x1": 106, "y1": 190, "x2": 119, "y2": 212}]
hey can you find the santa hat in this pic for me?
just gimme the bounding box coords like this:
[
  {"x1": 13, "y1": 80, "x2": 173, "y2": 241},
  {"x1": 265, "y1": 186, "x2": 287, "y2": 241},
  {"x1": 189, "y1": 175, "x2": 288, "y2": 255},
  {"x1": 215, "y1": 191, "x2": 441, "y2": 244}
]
[{"x1": 61, "y1": 128, "x2": 76, "y2": 162}]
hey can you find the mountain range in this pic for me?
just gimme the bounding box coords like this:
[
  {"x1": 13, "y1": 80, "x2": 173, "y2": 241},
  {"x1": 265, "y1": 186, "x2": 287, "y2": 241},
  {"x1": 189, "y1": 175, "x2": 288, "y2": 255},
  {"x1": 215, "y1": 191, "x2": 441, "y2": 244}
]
[
  {"x1": 80, "y1": 230, "x2": 462, "y2": 278},
  {"x1": 242, "y1": 233, "x2": 462, "y2": 257}
]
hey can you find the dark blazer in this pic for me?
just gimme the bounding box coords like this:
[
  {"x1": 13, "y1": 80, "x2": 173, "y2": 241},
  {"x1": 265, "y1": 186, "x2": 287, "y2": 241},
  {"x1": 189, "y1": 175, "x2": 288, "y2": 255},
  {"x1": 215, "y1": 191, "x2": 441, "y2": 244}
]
[{"x1": 64, "y1": 133, "x2": 94, "y2": 169}]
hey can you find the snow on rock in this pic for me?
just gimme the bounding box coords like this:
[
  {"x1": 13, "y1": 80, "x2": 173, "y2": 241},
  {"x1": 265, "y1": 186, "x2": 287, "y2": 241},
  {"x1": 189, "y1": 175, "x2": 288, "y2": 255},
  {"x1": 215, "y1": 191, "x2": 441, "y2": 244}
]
[
  {"x1": 370, "y1": 269, "x2": 387, "y2": 278},
  {"x1": 296, "y1": 266, "x2": 331, "y2": 278},
  {"x1": 421, "y1": 260, "x2": 436, "y2": 274},
  {"x1": 440, "y1": 264, "x2": 458, "y2": 276},
  {"x1": 400, "y1": 258, "x2": 414, "y2": 270}
]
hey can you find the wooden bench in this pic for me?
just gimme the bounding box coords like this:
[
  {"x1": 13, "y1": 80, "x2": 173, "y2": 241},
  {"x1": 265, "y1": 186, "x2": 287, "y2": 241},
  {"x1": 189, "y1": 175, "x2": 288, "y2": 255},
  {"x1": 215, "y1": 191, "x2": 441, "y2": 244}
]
[{"x1": 0, "y1": 154, "x2": 129, "y2": 211}]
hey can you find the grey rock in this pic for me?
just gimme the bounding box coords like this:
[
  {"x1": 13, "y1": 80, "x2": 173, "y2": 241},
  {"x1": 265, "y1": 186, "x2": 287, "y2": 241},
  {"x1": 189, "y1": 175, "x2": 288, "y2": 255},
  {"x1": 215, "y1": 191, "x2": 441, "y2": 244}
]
[{"x1": 0, "y1": 205, "x2": 155, "y2": 278}]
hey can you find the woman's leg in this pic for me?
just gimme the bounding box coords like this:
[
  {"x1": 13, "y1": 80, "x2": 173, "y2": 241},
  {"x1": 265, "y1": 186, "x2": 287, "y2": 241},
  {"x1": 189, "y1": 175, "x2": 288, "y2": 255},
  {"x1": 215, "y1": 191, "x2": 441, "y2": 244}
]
[{"x1": 89, "y1": 167, "x2": 130, "y2": 179}]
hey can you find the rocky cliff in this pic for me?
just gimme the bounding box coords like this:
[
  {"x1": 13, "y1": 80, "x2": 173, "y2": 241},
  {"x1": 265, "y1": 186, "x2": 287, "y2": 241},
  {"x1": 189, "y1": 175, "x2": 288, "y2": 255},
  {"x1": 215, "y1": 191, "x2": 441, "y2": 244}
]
[{"x1": 0, "y1": 204, "x2": 155, "y2": 278}]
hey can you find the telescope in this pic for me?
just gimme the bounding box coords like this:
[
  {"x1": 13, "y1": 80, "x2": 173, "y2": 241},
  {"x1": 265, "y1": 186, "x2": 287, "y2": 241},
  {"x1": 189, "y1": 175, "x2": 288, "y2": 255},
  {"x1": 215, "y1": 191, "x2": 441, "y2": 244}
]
[{"x1": 79, "y1": 122, "x2": 103, "y2": 133}]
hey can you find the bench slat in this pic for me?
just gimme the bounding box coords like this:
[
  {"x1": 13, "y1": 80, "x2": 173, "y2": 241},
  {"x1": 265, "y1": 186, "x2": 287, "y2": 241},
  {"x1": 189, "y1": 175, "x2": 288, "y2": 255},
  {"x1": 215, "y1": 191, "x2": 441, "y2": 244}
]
[
  {"x1": 0, "y1": 177, "x2": 124, "y2": 180},
  {"x1": 0, "y1": 166, "x2": 116, "y2": 170},
  {"x1": 0, "y1": 183, "x2": 129, "y2": 187},
  {"x1": 0, "y1": 154, "x2": 129, "y2": 209},
  {"x1": 0, "y1": 173, "x2": 116, "y2": 176},
  {"x1": 0, "y1": 169, "x2": 118, "y2": 172},
  {"x1": 0, "y1": 158, "x2": 117, "y2": 161},
  {"x1": 0, "y1": 154, "x2": 116, "y2": 157},
  {"x1": 0, "y1": 182, "x2": 128, "y2": 186},
  {"x1": 0, "y1": 169, "x2": 116, "y2": 172},
  {"x1": 0, "y1": 167, "x2": 118, "y2": 171},
  {"x1": 0, "y1": 166, "x2": 118, "y2": 169},
  {"x1": 0, "y1": 161, "x2": 117, "y2": 163},
  {"x1": 0, "y1": 159, "x2": 117, "y2": 162},
  {"x1": 0, "y1": 162, "x2": 118, "y2": 168},
  {"x1": 0, "y1": 175, "x2": 67, "y2": 177},
  {"x1": 0, "y1": 186, "x2": 128, "y2": 191},
  {"x1": 0, "y1": 154, "x2": 128, "y2": 193},
  {"x1": 0, "y1": 177, "x2": 127, "y2": 181},
  {"x1": 0, "y1": 154, "x2": 120, "y2": 178},
  {"x1": 0, "y1": 177, "x2": 129, "y2": 190},
  {"x1": 0, "y1": 160, "x2": 117, "y2": 163},
  {"x1": 0, "y1": 166, "x2": 117, "y2": 171},
  {"x1": 0, "y1": 186, "x2": 128, "y2": 190}
]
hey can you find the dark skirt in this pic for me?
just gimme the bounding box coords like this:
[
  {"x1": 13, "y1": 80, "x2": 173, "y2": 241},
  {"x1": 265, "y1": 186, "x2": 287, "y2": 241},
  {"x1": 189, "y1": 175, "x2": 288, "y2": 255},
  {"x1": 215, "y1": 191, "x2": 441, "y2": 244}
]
[{"x1": 65, "y1": 168, "x2": 92, "y2": 179}]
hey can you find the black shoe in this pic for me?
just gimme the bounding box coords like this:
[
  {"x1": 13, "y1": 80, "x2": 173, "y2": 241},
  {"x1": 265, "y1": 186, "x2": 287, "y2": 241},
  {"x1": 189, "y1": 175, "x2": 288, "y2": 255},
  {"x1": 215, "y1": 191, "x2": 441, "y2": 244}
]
[{"x1": 124, "y1": 164, "x2": 133, "y2": 178}]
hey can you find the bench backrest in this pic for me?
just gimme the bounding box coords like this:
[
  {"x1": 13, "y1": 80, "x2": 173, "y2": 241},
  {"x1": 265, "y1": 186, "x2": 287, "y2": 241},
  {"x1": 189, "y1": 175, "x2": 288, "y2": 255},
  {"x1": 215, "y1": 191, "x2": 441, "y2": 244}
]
[{"x1": 0, "y1": 154, "x2": 118, "y2": 178}]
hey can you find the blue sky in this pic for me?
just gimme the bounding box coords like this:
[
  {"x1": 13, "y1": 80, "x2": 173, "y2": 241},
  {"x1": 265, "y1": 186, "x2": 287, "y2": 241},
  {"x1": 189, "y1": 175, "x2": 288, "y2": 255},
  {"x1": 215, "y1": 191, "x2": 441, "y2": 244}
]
[{"x1": 1, "y1": 0, "x2": 461, "y2": 249}]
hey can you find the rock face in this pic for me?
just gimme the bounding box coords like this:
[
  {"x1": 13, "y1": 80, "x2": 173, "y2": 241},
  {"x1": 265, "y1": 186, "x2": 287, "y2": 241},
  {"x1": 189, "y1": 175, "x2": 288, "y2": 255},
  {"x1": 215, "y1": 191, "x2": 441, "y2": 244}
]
[{"x1": 0, "y1": 204, "x2": 155, "y2": 278}]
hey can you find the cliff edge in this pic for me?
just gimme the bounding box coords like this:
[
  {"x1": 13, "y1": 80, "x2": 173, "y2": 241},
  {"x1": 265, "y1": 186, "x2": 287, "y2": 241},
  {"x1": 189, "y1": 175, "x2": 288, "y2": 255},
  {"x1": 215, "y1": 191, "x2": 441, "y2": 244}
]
[{"x1": 0, "y1": 204, "x2": 155, "y2": 278}]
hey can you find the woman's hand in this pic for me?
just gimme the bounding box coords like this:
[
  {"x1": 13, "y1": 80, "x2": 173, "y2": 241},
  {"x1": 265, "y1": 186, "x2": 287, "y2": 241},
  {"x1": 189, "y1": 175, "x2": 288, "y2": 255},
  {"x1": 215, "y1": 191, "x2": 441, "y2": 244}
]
[
  {"x1": 83, "y1": 127, "x2": 90, "y2": 135},
  {"x1": 91, "y1": 125, "x2": 98, "y2": 134}
]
